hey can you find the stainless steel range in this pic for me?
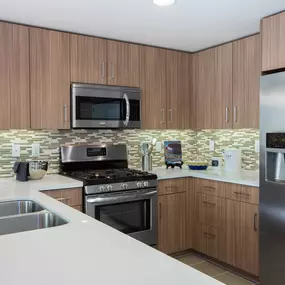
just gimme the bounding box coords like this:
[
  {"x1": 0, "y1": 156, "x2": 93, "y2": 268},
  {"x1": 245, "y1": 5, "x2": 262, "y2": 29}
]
[{"x1": 60, "y1": 144, "x2": 157, "y2": 245}]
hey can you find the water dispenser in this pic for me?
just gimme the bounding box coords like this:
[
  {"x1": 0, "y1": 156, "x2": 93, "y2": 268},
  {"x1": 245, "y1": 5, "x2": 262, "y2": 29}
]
[{"x1": 266, "y1": 133, "x2": 285, "y2": 182}]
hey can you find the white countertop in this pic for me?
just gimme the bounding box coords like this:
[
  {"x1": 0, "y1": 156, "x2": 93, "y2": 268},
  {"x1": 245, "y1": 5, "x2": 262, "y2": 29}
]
[
  {"x1": 0, "y1": 175, "x2": 223, "y2": 285},
  {"x1": 152, "y1": 167, "x2": 259, "y2": 187}
]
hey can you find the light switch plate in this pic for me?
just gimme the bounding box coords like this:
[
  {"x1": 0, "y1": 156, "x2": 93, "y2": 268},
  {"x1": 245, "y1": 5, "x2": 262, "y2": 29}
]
[
  {"x1": 209, "y1": 139, "x2": 215, "y2": 151},
  {"x1": 255, "y1": 140, "x2": 260, "y2": 153},
  {"x1": 156, "y1": 142, "x2": 162, "y2": 152},
  {"x1": 32, "y1": 143, "x2": 40, "y2": 157},
  {"x1": 12, "y1": 144, "x2": 21, "y2": 158}
]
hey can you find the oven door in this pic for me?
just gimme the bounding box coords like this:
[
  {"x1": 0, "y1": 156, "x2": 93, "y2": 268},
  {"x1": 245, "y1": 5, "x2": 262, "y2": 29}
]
[
  {"x1": 85, "y1": 188, "x2": 157, "y2": 245},
  {"x1": 71, "y1": 84, "x2": 141, "y2": 129}
]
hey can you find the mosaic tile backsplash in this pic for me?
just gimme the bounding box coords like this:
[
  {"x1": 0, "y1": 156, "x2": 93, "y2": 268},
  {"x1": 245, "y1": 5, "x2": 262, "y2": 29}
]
[{"x1": 0, "y1": 129, "x2": 259, "y2": 177}]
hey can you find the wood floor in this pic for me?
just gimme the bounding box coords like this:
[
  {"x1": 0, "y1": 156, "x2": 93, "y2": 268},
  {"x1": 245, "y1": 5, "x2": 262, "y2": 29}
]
[{"x1": 176, "y1": 253, "x2": 256, "y2": 285}]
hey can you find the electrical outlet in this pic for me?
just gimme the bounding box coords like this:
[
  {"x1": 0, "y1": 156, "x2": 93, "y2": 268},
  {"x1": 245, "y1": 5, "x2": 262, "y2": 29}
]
[
  {"x1": 32, "y1": 143, "x2": 40, "y2": 157},
  {"x1": 209, "y1": 139, "x2": 215, "y2": 151},
  {"x1": 156, "y1": 142, "x2": 162, "y2": 152},
  {"x1": 12, "y1": 144, "x2": 21, "y2": 157},
  {"x1": 255, "y1": 140, "x2": 260, "y2": 153}
]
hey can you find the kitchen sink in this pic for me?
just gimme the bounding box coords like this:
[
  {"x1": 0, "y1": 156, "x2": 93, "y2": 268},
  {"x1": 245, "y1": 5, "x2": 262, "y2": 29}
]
[
  {"x1": 0, "y1": 211, "x2": 68, "y2": 236},
  {"x1": 0, "y1": 200, "x2": 45, "y2": 217}
]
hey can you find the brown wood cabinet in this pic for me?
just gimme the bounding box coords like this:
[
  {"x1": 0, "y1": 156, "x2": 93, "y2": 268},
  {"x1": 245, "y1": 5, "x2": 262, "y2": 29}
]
[
  {"x1": 166, "y1": 50, "x2": 192, "y2": 129},
  {"x1": 261, "y1": 12, "x2": 285, "y2": 72},
  {"x1": 70, "y1": 34, "x2": 107, "y2": 84},
  {"x1": 140, "y1": 46, "x2": 167, "y2": 129},
  {"x1": 195, "y1": 43, "x2": 232, "y2": 129},
  {"x1": 0, "y1": 22, "x2": 30, "y2": 129},
  {"x1": 158, "y1": 192, "x2": 186, "y2": 254},
  {"x1": 233, "y1": 34, "x2": 261, "y2": 129},
  {"x1": 226, "y1": 200, "x2": 259, "y2": 276},
  {"x1": 30, "y1": 27, "x2": 70, "y2": 129},
  {"x1": 107, "y1": 40, "x2": 140, "y2": 87},
  {"x1": 42, "y1": 187, "x2": 83, "y2": 210}
]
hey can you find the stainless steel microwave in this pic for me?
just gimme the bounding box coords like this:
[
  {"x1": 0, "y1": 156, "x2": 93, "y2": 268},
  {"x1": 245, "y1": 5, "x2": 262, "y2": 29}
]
[{"x1": 71, "y1": 83, "x2": 141, "y2": 129}]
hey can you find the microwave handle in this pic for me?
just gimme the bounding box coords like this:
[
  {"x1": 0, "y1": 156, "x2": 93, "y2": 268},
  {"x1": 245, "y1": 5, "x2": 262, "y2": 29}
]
[{"x1": 123, "y1": 93, "x2": 130, "y2": 126}]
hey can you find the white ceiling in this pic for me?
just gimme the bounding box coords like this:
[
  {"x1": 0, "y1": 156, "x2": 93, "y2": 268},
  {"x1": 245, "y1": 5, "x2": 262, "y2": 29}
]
[{"x1": 0, "y1": 0, "x2": 285, "y2": 52}]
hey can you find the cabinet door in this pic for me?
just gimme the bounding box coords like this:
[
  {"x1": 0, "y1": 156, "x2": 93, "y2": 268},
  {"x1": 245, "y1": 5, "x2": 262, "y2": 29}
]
[
  {"x1": 107, "y1": 40, "x2": 140, "y2": 87},
  {"x1": 140, "y1": 46, "x2": 167, "y2": 129},
  {"x1": 226, "y1": 200, "x2": 259, "y2": 276},
  {"x1": 233, "y1": 35, "x2": 261, "y2": 129},
  {"x1": 0, "y1": 22, "x2": 30, "y2": 129},
  {"x1": 213, "y1": 43, "x2": 233, "y2": 129},
  {"x1": 158, "y1": 193, "x2": 186, "y2": 254},
  {"x1": 0, "y1": 22, "x2": 11, "y2": 129},
  {"x1": 70, "y1": 34, "x2": 107, "y2": 84},
  {"x1": 196, "y1": 48, "x2": 215, "y2": 129},
  {"x1": 166, "y1": 51, "x2": 191, "y2": 129},
  {"x1": 30, "y1": 28, "x2": 70, "y2": 129},
  {"x1": 262, "y1": 12, "x2": 285, "y2": 72}
]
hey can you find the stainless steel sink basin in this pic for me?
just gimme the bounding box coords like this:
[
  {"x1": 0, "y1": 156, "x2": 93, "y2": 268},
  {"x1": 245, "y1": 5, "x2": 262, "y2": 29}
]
[
  {"x1": 0, "y1": 211, "x2": 68, "y2": 236},
  {"x1": 0, "y1": 200, "x2": 45, "y2": 217}
]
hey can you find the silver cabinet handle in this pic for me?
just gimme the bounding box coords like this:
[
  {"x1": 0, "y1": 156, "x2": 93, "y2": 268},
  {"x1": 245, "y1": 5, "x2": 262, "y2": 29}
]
[
  {"x1": 123, "y1": 93, "x2": 130, "y2": 126},
  {"x1": 110, "y1": 63, "x2": 115, "y2": 79},
  {"x1": 63, "y1": 104, "x2": 68, "y2": 122},
  {"x1": 234, "y1": 106, "x2": 237, "y2": 122},
  {"x1": 161, "y1": 109, "x2": 165, "y2": 124},
  {"x1": 56, "y1": 197, "x2": 70, "y2": 204},
  {"x1": 169, "y1": 109, "x2": 173, "y2": 123},
  {"x1": 100, "y1": 62, "x2": 105, "y2": 78},
  {"x1": 225, "y1": 107, "x2": 229, "y2": 123}
]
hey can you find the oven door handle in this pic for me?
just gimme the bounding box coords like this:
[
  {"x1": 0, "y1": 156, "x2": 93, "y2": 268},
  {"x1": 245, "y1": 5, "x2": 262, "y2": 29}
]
[
  {"x1": 86, "y1": 190, "x2": 157, "y2": 205},
  {"x1": 123, "y1": 93, "x2": 130, "y2": 126}
]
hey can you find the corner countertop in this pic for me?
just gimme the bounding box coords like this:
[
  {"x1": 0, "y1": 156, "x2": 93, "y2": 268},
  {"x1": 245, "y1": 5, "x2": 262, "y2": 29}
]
[
  {"x1": 0, "y1": 175, "x2": 223, "y2": 285},
  {"x1": 151, "y1": 167, "x2": 259, "y2": 187}
]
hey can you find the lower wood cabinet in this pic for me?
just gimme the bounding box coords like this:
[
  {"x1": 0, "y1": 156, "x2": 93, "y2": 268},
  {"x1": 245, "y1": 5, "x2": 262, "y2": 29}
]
[
  {"x1": 42, "y1": 187, "x2": 83, "y2": 211},
  {"x1": 226, "y1": 199, "x2": 259, "y2": 276},
  {"x1": 157, "y1": 178, "x2": 188, "y2": 254},
  {"x1": 157, "y1": 177, "x2": 259, "y2": 277}
]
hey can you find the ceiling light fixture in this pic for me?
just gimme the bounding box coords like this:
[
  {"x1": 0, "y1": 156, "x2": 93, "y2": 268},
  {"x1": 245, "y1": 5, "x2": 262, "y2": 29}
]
[{"x1": 153, "y1": 0, "x2": 176, "y2": 6}]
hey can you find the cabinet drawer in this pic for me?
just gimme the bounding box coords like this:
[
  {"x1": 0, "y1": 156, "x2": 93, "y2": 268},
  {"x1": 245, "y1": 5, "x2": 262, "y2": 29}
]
[
  {"x1": 195, "y1": 194, "x2": 226, "y2": 229},
  {"x1": 42, "y1": 187, "x2": 83, "y2": 207},
  {"x1": 225, "y1": 183, "x2": 259, "y2": 204},
  {"x1": 194, "y1": 224, "x2": 226, "y2": 262},
  {"x1": 194, "y1": 178, "x2": 225, "y2": 197},
  {"x1": 158, "y1": 178, "x2": 187, "y2": 196}
]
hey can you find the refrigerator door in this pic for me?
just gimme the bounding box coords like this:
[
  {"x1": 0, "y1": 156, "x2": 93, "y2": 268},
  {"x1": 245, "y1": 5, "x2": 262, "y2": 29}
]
[{"x1": 260, "y1": 71, "x2": 285, "y2": 285}]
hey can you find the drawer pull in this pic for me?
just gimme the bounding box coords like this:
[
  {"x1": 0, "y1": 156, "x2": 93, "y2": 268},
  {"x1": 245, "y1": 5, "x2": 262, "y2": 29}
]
[
  {"x1": 165, "y1": 186, "x2": 178, "y2": 189},
  {"x1": 234, "y1": 192, "x2": 250, "y2": 197},
  {"x1": 159, "y1": 202, "x2": 162, "y2": 220},
  {"x1": 254, "y1": 213, "x2": 258, "y2": 231},
  {"x1": 56, "y1": 197, "x2": 70, "y2": 204},
  {"x1": 203, "y1": 201, "x2": 216, "y2": 206},
  {"x1": 202, "y1": 186, "x2": 216, "y2": 191},
  {"x1": 204, "y1": 232, "x2": 216, "y2": 239}
]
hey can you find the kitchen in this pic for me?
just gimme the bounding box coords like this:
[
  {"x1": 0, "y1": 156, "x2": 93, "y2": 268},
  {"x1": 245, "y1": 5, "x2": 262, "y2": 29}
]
[{"x1": 0, "y1": 0, "x2": 284, "y2": 284}]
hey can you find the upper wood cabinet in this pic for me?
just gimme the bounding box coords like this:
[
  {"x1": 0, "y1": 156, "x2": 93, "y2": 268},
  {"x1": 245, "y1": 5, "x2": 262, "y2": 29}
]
[
  {"x1": 0, "y1": 22, "x2": 30, "y2": 129},
  {"x1": 233, "y1": 34, "x2": 261, "y2": 129},
  {"x1": 166, "y1": 50, "x2": 192, "y2": 129},
  {"x1": 70, "y1": 34, "x2": 107, "y2": 84},
  {"x1": 195, "y1": 43, "x2": 232, "y2": 129},
  {"x1": 140, "y1": 46, "x2": 167, "y2": 129},
  {"x1": 30, "y1": 28, "x2": 70, "y2": 129},
  {"x1": 107, "y1": 40, "x2": 140, "y2": 87},
  {"x1": 261, "y1": 12, "x2": 285, "y2": 72}
]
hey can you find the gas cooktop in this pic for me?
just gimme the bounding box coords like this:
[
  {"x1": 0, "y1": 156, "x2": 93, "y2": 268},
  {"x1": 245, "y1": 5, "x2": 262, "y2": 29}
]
[{"x1": 63, "y1": 168, "x2": 157, "y2": 185}]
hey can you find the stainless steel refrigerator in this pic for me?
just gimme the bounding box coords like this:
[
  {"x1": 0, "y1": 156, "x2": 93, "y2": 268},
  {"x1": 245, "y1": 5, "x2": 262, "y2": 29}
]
[{"x1": 260, "y1": 71, "x2": 285, "y2": 285}]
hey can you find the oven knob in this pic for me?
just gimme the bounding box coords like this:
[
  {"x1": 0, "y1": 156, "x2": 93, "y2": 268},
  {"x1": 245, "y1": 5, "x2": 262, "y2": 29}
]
[
  {"x1": 107, "y1": 185, "x2": 113, "y2": 192},
  {"x1": 136, "y1": 182, "x2": 143, "y2": 188},
  {"x1": 121, "y1": 183, "x2": 128, "y2": 190},
  {"x1": 99, "y1": 186, "x2": 106, "y2": 192},
  {"x1": 143, "y1": 181, "x2": 149, "y2": 187}
]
